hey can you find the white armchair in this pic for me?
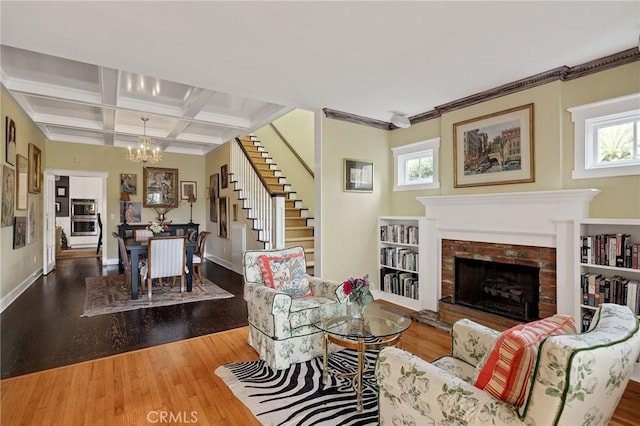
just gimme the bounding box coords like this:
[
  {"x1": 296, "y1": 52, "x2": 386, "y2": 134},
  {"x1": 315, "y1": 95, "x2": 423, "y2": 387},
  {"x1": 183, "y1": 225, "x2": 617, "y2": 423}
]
[
  {"x1": 145, "y1": 236, "x2": 187, "y2": 301},
  {"x1": 376, "y1": 303, "x2": 640, "y2": 426},
  {"x1": 243, "y1": 246, "x2": 348, "y2": 370}
]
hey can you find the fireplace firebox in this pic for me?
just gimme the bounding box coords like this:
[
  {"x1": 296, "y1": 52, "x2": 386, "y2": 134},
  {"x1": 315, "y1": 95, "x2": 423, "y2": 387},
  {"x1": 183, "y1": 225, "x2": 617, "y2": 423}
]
[{"x1": 455, "y1": 257, "x2": 540, "y2": 322}]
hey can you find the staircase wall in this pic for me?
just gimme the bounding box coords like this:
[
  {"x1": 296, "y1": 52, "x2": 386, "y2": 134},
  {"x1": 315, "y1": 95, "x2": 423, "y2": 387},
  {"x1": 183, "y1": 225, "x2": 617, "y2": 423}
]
[{"x1": 254, "y1": 110, "x2": 315, "y2": 216}]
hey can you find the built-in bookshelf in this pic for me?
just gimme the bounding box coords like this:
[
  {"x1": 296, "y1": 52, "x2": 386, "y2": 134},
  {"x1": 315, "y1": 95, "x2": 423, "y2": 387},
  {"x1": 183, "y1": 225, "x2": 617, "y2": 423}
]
[
  {"x1": 376, "y1": 216, "x2": 425, "y2": 310},
  {"x1": 578, "y1": 219, "x2": 640, "y2": 332}
]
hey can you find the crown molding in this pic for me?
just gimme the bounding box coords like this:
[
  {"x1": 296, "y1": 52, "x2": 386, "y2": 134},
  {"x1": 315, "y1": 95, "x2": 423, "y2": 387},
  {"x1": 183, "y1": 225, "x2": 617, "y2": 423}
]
[{"x1": 323, "y1": 47, "x2": 640, "y2": 130}]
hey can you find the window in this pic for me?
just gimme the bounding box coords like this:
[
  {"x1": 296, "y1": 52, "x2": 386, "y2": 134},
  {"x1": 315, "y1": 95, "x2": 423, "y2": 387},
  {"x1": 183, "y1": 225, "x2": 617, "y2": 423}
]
[
  {"x1": 392, "y1": 138, "x2": 440, "y2": 191},
  {"x1": 569, "y1": 93, "x2": 640, "y2": 179}
]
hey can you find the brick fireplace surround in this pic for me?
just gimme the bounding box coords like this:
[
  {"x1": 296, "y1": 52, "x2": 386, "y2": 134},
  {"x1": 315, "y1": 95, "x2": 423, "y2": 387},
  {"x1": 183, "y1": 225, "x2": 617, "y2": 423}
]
[
  {"x1": 416, "y1": 189, "x2": 600, "y2": 325},
  {"x1": 441, "y1": 239, "x2": 556, "y2": 319}
]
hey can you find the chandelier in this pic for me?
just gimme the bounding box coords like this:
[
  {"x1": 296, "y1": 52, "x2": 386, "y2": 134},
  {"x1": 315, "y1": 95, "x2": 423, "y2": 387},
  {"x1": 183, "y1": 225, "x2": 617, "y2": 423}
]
[{"x1": 126, "y1": 117, "x2": 162, "y2": 163}]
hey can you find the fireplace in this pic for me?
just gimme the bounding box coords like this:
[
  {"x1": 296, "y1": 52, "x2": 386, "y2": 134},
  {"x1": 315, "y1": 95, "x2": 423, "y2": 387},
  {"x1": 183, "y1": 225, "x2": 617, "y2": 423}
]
[{"x1": 455, "y1": 257, "x2": 540, "y2": 322}]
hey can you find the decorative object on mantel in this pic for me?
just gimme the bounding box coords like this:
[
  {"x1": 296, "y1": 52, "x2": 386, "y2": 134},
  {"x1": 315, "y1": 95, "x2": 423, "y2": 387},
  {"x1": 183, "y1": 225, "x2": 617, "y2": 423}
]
[
  {"x1": 453, "y1": 103, "x2": 534, "y2": 188},
  {"x1": 126, "y1": 117, "x2": 161, "y2": 164},
  {"x1": 342, "y1": 274, "x2": 374, "y2": 319}
]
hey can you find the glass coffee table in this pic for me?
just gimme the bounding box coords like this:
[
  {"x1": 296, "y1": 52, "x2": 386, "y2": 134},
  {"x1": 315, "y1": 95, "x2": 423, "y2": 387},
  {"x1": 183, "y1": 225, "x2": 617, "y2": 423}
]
[{"x1": 313, "y1": 303, "x2": 412, "y2": 412}]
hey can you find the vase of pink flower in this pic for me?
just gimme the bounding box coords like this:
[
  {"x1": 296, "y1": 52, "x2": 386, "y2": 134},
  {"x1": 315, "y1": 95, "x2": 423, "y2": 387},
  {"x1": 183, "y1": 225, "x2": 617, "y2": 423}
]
[
  {"x1": 148, "y1": 221, "x2": 169, "y2": 236},
  {"x1": 342, "y1": 274, "x2": 374, "y2": 319}
]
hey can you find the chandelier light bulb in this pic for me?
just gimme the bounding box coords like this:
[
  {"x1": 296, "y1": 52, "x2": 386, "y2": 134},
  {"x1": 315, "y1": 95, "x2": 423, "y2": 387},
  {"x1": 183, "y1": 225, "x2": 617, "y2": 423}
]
[{"x1": 126, "y1": 117, "x2": 162, "y2": 163}]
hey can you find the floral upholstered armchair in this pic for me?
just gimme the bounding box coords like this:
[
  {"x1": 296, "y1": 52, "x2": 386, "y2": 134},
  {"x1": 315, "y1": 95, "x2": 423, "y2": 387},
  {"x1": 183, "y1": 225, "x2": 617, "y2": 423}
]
[
  {"x1": 376, "y1": 303, "x2": 640, "y2": 426},
  {"x1": 243, "y1": 246, "x2": 348, "y2": 370}
]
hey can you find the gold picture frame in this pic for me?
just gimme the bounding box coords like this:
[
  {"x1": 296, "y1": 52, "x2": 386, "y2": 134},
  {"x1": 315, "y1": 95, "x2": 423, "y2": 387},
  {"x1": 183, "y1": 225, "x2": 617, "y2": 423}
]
[
  {"x1": 28, "y1": 143, "x2": 42, "y2": 194},
  {"x1": 453, "y1": 103, "x2": 534, "y2": 188},
  {"x1": 143, "y1": 166, "x2": 179, "y2": 208}
]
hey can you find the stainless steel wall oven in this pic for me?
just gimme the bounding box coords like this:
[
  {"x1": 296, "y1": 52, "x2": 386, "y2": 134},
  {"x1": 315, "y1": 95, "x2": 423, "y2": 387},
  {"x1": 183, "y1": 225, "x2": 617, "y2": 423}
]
[{"x1": 71, "y1": 199, "x2": 98, "y2": 236}]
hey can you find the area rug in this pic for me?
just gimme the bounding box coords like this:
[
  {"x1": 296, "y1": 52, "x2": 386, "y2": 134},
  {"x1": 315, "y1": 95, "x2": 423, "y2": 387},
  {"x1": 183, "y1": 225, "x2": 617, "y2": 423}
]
[
  {"x1": 82, "y1": 275, "x2": 234, "y2": 317},
  {"x1": 215, "y1": 349, "x2": 379, "y2": 425}
]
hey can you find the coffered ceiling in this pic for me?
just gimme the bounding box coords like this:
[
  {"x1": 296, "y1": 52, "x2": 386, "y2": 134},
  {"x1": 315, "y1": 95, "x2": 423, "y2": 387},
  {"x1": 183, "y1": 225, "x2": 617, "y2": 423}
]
[
  {"x1": 1, "y1": 45, "x2": 290, "y2": 155},
  {"x1": 1, "y1": 1, "x2": 638, "y2": 155}
]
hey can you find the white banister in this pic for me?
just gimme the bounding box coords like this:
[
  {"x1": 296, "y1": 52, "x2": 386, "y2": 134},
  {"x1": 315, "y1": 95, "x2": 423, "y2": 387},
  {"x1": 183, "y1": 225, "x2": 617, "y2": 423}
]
[{"x1": 231, "y1": 140, "x2": 285, "y2": 249}]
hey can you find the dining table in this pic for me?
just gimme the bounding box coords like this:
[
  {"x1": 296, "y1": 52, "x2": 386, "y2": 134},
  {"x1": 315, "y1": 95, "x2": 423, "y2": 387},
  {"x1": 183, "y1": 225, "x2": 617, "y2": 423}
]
[{"x1": 125, "y1": 236, "x2": 197, "y2": 300}]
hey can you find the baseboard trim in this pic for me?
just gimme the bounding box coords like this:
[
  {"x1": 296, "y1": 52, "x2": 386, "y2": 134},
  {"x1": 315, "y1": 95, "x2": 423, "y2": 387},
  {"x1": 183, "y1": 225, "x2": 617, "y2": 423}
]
[
  {"x1": 1, "y1": 268, "x2": 43, "y2": 313},
  {"x1": 205, "y1": 254, "x2": 239, "y2": 274}
]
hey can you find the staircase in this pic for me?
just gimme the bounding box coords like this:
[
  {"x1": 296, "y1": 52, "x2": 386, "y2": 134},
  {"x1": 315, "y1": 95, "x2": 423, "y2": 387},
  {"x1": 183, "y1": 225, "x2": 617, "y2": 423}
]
[{"x1": 235, "y1": 137, "x2": 315, "y2": 274}]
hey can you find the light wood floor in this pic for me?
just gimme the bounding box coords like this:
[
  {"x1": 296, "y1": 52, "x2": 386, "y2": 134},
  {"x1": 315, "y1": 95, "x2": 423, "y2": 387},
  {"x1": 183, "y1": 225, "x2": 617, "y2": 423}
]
[{"x1": 2, "y1": 314, "x2": 638, "y2": 425}]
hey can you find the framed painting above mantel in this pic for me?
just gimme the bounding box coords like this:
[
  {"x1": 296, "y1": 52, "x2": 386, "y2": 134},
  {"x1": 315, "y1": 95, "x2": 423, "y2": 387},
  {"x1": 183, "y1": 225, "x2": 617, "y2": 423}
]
[{"x1": 453, "y1": 103, "x2": 534, "y2": 188}]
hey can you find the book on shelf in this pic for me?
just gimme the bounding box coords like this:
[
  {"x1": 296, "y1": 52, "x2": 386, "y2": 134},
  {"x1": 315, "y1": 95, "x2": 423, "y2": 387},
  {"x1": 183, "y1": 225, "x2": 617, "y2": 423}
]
[
  {"x1": 580, "y1": 234, "x2": 639, "y2": 269},
  {"x1": 379, "y1": 224, "x2": 419, "y2": 245},
  {"x1": 581, "y1": 272, "x2": 640, "y2": 314},
  {"x1": 380, "y1": 270, "x2": 419, "y2": 300},
  {"x1": 380, "y1": 247, "x2": 418, "y2": 272}
]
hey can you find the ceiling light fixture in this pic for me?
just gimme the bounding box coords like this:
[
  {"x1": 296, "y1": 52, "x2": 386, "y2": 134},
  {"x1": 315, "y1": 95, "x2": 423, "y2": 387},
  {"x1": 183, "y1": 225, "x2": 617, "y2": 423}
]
[
  {"x1": 127, "y1": 117, "x2": 162, "y2": 163},
  {"x1": 390, "y1": 113, "x2": 411, "y2": 129}
]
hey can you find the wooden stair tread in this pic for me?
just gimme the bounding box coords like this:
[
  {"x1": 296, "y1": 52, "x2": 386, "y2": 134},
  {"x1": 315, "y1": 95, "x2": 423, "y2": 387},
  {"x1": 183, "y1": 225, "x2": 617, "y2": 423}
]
[{"x1": 286, "y1": 236, "x2": 314, "y2": 242}]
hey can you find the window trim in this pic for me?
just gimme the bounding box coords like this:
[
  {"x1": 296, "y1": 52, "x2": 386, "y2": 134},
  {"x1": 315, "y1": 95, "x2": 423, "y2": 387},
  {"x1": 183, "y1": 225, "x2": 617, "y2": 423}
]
[
  {"x1": 568, "y1": 93, "x2": 640, "y2": 179},
  {"x1": 392, "y1": 138, "x2": 440, "y2": 191}
]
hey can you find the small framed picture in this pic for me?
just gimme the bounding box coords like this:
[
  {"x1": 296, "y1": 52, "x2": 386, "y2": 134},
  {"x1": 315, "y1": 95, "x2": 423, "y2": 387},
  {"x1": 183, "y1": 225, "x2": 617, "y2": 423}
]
[
  {"x1": 221, "y1": 165, "x2": 228, "y2": 189},
  {"x1": 56, "y1": 186, "x2": 66, "y2": 197},
  {"x1": 120, "y1": 173, "x2": 137, "y2": 195},
  {"x1": 344, "y1": 158, "x2": 373, "y2": 192},
  {"x1": 180, "y1": 181, "x2": 197, "y2": 200}
]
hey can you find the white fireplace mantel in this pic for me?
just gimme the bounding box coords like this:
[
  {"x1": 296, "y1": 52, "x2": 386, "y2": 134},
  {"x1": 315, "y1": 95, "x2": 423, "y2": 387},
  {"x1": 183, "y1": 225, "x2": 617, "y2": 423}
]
[{"x1": 415, "y1": 189, "x2": 600, "y2": 317}]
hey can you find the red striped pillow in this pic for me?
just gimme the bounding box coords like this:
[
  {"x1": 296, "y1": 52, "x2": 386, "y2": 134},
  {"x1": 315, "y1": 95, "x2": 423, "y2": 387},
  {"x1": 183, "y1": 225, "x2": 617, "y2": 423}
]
[{"x1": 473, "y1": 315, "x2": 576, "y2": 407}]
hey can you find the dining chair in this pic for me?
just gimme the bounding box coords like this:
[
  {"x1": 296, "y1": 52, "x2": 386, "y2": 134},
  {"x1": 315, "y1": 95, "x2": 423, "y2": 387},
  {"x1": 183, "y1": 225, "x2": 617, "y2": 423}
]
[
  {"x1": 192, "y1": 231, "x2": 211, "y2": 285},
  {"x1": 113, "y1": 232, "x2": 132, "y2": 291},
  {"x1": 145, "y1": 236, "x2": 187, "y2": 301},
  {"x1": 134, "y1": 229, "x2": 154, "y2": 240}
]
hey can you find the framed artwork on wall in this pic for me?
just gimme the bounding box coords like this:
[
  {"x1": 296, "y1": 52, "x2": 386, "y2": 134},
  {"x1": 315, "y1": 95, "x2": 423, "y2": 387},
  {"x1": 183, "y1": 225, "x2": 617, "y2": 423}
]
[
  {"x1": 1, "y1": 165, "x2": 15, "y2": 226},
  {"x1": 453, "y1": 103, "x2": 534, "y2": 188},
  {"x1": 13, "y1": 216, "x2": 26, "y2": 249},
  {"x1": 219, "y1": 196, "x2": 228, "y2": 238},
  {"x1": 343, "y1": 158, "x2": 373, "y2": 192},
  {"x1": 180, "y1": 181, "x2": 197, "y2": 200},
  {"x1": 143, "y1": 166, "x2": 178, "y2": 207},
  {"x1": 16, "y1": 154, "x2": 27, "y2": 210},
  {"x1": 221, "y1": 165, "x2": 228, "y2": 189},
  {"x1": 120, "y1": 201, "x2": 142, "y2": 224},
  {"x1": 26, "y1": 196, "x2": 35, "y2": 245},
  {"x1": 28, "y1": 143, "x2": 42, "y2": 194},
  {"x1": 5, "y1": 116, "x2": 16, "y2": 167},
  {"x1": 120, "y1": 173, "x2": 137, "y2": 195}
]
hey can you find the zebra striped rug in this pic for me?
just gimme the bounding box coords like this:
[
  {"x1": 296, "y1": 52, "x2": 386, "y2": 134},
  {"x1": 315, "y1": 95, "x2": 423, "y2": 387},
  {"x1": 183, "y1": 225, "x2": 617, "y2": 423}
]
[{"x1": 215, "y1": 349, "x2": 379, "y2": 425}]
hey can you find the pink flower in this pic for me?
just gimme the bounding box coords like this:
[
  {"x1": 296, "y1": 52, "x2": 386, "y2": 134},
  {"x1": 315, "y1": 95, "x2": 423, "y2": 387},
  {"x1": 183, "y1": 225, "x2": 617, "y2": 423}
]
[{"x1": 342, "y1": 280, "x2": 353, "y2": 296}]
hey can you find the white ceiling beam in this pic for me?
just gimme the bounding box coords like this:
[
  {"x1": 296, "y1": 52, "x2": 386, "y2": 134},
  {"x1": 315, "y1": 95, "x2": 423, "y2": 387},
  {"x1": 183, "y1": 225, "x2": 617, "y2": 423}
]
[
  {"x1": 182, "y1": 88, "x2": 215, "y2": 118},
  {"x1": 31, "y1": 113, "x2": 104, "y2": 131},
  {"x1": 99, "y1": 67, "x2": 119, "y2": 107},
  {"x1": 5, "y1": 78, "x2": 102, "y2": 104}
]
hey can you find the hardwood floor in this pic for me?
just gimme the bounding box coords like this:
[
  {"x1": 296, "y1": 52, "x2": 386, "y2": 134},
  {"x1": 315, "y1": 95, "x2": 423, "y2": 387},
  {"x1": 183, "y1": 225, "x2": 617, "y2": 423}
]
[
  {"x1": 2, "y1": 316, "x2": 639, "y2": 425},
  {"x1": 0, "y1": 257, "x2": 248, "y2": 379},
  {"x1": 1, "y1": 261, "x2": 637, "y2": 424}
]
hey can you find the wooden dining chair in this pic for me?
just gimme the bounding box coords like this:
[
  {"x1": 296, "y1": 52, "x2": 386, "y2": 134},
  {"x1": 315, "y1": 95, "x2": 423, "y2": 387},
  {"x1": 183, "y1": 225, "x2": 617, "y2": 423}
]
[
  {"x1": 145, "y1": 236, "x2": 187, "y2": 301},
  {"x1": 113, "y1": 232, "x2": 132, "y2": 291},
  {"x1": 192, "y1": 231, "x2": 211, "y2": 285}
]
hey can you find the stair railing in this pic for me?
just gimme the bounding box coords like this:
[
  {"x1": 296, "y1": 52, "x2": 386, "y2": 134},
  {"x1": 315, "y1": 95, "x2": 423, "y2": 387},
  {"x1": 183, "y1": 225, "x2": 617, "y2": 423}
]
[{"x1": 231, "y1": 138, "x2": 286, "y2": 249}]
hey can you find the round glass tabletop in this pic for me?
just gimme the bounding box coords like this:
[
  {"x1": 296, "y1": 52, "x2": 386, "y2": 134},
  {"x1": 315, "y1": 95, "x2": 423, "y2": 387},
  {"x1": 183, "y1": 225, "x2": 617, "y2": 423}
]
[{"x1": 314, "y1": 302, "x2": 411, "y2": 341}]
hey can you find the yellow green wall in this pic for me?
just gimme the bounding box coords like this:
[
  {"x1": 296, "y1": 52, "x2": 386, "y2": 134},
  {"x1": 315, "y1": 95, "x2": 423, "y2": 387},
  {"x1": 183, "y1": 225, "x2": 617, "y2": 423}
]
[
  {"x1": 319, "y1": 118, "x2": 390, "y2": 282},
  {"x1": 45, "y1": 141, "x2": 208, "y2": 261},
  {"x1": 1, "y1": 87, "x2": 46, "y2": 301},
  {"x1": 254, "y1": 109, "x2": 315, "y2": 215}
]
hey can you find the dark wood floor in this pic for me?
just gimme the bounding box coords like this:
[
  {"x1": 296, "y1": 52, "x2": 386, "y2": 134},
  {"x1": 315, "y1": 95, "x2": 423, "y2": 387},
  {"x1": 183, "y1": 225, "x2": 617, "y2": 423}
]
[{"x1": 0, "y1": 256, "x2": 248, "y2": 379}]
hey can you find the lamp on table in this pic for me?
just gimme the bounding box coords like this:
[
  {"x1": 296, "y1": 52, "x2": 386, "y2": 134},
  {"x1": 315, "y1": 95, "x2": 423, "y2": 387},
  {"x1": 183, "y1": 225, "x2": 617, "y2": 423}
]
[
  {"x1": 120, "y1": 192, "x2": 130, "y2": 225},
  {"x1": 188, "y1": 193, "x2": 196, "y2": 224}
]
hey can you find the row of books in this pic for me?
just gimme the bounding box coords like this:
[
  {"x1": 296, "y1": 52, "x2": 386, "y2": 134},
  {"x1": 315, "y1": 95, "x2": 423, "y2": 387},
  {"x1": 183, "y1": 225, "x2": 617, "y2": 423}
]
[
  {"x1": 580, "y1": 273, "x2": 640, "y2": 315},
  {"x1": 380, "y1": 224, "x2": 419, "y2": 245},
  {"x1": 580, "y1": 234, "x2": 639, "y2": 269},
  {"x1": 380, "y1": 247, "x2": 418, "y2": 272},
  {"x1": 380, "y1": 271, "x2": 419, "y2": 300}
]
